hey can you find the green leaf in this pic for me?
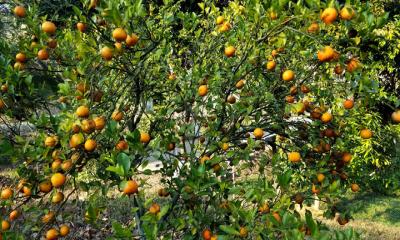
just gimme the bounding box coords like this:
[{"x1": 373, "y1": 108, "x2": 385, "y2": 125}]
[
  {"x1": 305, "y1": 210, "x2": 318, "y2": 236},
  {"x1": 219, "y1": 225, "x2": 240, "y2": 235},
  {"x1": 117, "y1": 152, "x2": 131, "y2": 176}
]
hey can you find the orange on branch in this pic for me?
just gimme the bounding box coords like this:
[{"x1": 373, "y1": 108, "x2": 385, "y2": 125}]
[
  {"x1": 51, "y1": 173, "x2": 66, "y2": 188},
  {"x1": 42, "y1": 21, "x2": 57, "y2": 34}
]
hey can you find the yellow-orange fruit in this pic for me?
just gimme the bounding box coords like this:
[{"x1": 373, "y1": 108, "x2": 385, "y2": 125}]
[
  {"x1": 282, "y1": 70, "x2": 295, "y2": 81},
  {"x1": 149, "y1": 203, "x2": 161, "y2": 214},
  {"x1": 16, "y1": 52, "x2": 26, "y2": 63},
  {"x1": 346, "y1": 58, "x2": 361, "y2": 72},
  {"x1": 218, "y1": 22, "x2": 231, "y2": 32},
  {"x1": 0, "y1": 188, "x2": 13, "y2": 200},
  {"x1": 76, "y1": 22, "x2": 86, "y2": 32},
  {"x1": 69, "y1": 133, "x2": 84, "y2": 148},
  {"x1": 320, "y1": 7, "x2": 338, "y2": 24},
  {"x1": 61, "y1": 160, "x2": 73, "y2": 172},
  {"x1": 360, "y1": 129, "x2": 373, "y2": 139},
  {"x1": 38, "y1": 49, "x2": 49, "y2": 60},
  {"x1": 76, "y1": 105, "x2": 89, "y2": 118},
  {"x1": 202, "y1": 229, "x2": 212, "y2": 240},
  {"x1": 272, "y1": 212, "x2": 282, "y2": 223},
  {"x1": 51, "y1": 173, "x2": 66, "y2": 188},
  {"x1": 224, "y1": 46, "x2": 236, "y2": 57},
  {"x1": 351, "y1": 183, "x2": 360, "y2": 192},
  {"x1": 59, "y1": 224, "x2": 70, "y2": 237},
  {"x1": 42, "y1": 211, "x2": 55, "y2": 223},
  {"x1": 112, "y1": 28, "x2": 127, "y2": 42},
  {"x1": 258, "y1": 203, "x2": 270, "y2": 213},
  {"x1": 84, "y1": 139, "x2": 97, "y2": 152},
  {"x1": 39, "y1": 181, "x2": 53, "y2": 193},
  {"x1": 340, "y1": 7, "x2": 355, "y2": 20},
  {"x1": 216, "y1": 16, "x2": 225, "y2": 25},
  {"x1": 93, "y1": 116, "x2": 106, "y2": 130},
  {"x1": 270, "y1": 11, "x2": 278, "y2": 20},
  {"x1": 111, "y1": 111, "x2": 124, "y2": 121},
  {"x1": 392, "y1": 110, "x2": 400, "y2": 123},
  {"x1": 236, "y1": 79, "x2": 245, "y2": 89},
  {"x1": 46, "y1": 228, "x2": 59, "y2": 240},
  {"x1": 239, "y1": 227, "x2": 248, "y2": 238},
  {"x1": 266, "y1": 61, "x2": 276, "y2": 71},
  {"x1": 317, "y1": 173, "x2": 325, "y2": 183},
  {"x1": 122, "y1": 180, "x2": 138, "y2": 195},
  {"x1": 140, "y1": 132, "x2": 151, "y2": 144},
  {"x1": 81, "y1": 119, "x2": 95, "y2": 134},
  {"x1": 198, "y1": 85, "x2": 208, "y2": 97},
  {"x1": 116, "y1": 140, "x2": 128, "y2": 151},
  {"x1": 227, "y1": 95, "x2": 236, "y2": 104},
  {"x1": 317, "y1": 46, "x2": 335, "y2": 62},
  {"x1": 42, "y1": 21, "x2": 57, "y2": 34},
  {"x1": 52, "y1": 192, "x2": 64, "y2": 204},
  {"x1": 1, "y1": 220, "x2": 10, "y2": 231},
  {"x1": 343, "y1": 99, "x2": 354, "y2": 109},
  {"x1": 100, "y1": 46, "x2": 113, "y2": 60},
  {"x1": 45, "y1": 136, "x2": 57, "y2": 147},
  {"x1": 9, "y1": 210, "x2": 19, "y2": 221},
  {"x1": 320, "y1": 112, "x2": 333, "y2": 123},
  {"x1": 22, "y1": 186, "x2": 32, "y2": 197},
  {"x1": 126, "y1": 34, "x2": 139, "y2": 47},
  {"x1": 312, "y1": 184, "x2": 320, "y2": 194},
  {"x1": 307, "y1": 22, "x2": 319, "y2": 33},
  {"x1": 14, "y1": 6, "x2": 26, "y2": 18},
  {"x1": 200, "y1": 155, "x2": 210, "y2": 164},
  {"x1": 342, "y1": 152, "x2": 352, "y2": 163},
  {"x1": 253, "y1": 128, "x2": 264, "y2": 139},
  {"x1": 288, "y1": 152, "x2": 301, "y2": 163}
]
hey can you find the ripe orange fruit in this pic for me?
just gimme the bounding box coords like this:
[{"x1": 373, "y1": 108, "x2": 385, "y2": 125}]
[
  {"x1": 300, "y1": 85, "x2": 310, "y2": 94},
  {"x1": 216, "y1": 16, "x2": 225, "y2": 25},
  {"x1": 14, "y1": 6, "x2": 26, "y2": 18},
  {"x1": 392, "y1": 110, "x2": 400, "y2": 123},
  {"x1": 202, "y1": 229, "x2": 212, "y2": 240},
  {"x1": 111, "y1": 111, "x2": 124, "y2": 121},
  {"x1": 289, "y1": 86, "x2": 298, "y2": 95},
  {"x1": 13, "y1": 61, "x2": 24, "y2": 70},
  {"x1": 52, "y1": 192, "x2": 64, "y2": 204},
  {"x1": 100, "y1": 46, "x2": 113, "y2": 60},
  {"x1": 114, "y1": 42, "x2": 123, "y2": 53},
  {"x1": 272, "y1": 212, "x2": 281, "y2": 223},
  {"x1": 320, "y1": 7, "x2": 338, "y2": 24},
  {"x1": 270, "y1": 11, "x2": 278, "y2": 20},
  {"x1": 42, "y1": 21, "x2": 57, "y2": 34},
  {"x1": 334, "y1": 65, "x2": 344, "y2": 75},
  {"x1": 227, "y1": 95, "x2": 236, "y2": 104},
  {"x1": 200, "y1": 155, "x2": 210, "y2": 164},
  {"x1": 236, "y1": 79, "x2": 245, "y2": 89},
  {"x1": 15, "y1": 52, "x2": 26, "y2": 63},
  {"x1": 317, "y1": 173, "x2": 325, "y2": 183},
  {"x1": 81, "y1": 119, "x2": 95, "y2": 133},
  {"x1": 46, "y1": 228, "x2": 59, "y2": 240},
  {"x1": 158, "y1": 188, "x2": 169, "y2": 197},
  {"x1": 89, "y1": 0, "x2": 98, "y2": 9},
  {"x1": 224, "y1": 46, "x2": 236, "y2": 57},
  {"x1": 149, "y1": 203, "x2": 161, "y2": 214},
  {"x1": 346, "y1": 58, "x2": 361, "y2": 72},
  {"x1": 76, "y1": 82, "x2": 89, "y2": 94},
  {"x1": 9, "y1": 210, "x2": 19, "y2": 221},
  {"x1": 258, "y1": 203, "x2": 270, "y2": 213},
  {"x1": 116, "y1": 140, "x2": 128, "y2": 151},
  {"x1": 22, "y1": 186, "x2": 31, "y2": 197},
  {"x1": 76, "y1": 105, "x2": 89, "y2": 118},
  {"x1": 343, "y1": 99, "x2": 354, "y2": 109},
  {"x1": 47, "y1": 38, "x2": 57, "y2": 49},
  {"x1": 122, "y1": 180, "x2": 139, "y2": 195},
  {"x1": 342, "y1": 152, "x2": 352, "y2": 163},
  {"x1": 59, "y1": 224, "x2": 70, "y2": 237},
  {"x1": 52, "y1": 160, "x2": 62, "y2": 171},
  {"x1": 38, "y1": 49, "x2": 49, "y2": 60},
  {"x1": 69, "y1": 133, "x2": 84, "y2": 148},
  {"x1": 51, "y1": 173, "x2": 66, "y2": 188},
  {"x1": 239, "y1": 227, "x2": 248, "y2": 238},
  {"x1": 317, "y1": 46, "x2": 335, "y2": 62},
  {"x1": 61, "y1": 160, "x2": 73, "y2": 172},
  {"x1": 340, "y1": 7, "x2": 355, "y2": 20},
  {"x1": 198, "y1": 85, "x2": 208, "y2": 97},
  {"x1": 307, "y1": 22, "x2": 319, "y2": 33},
  {"x1": 253, "y1": 128, "x2": 264, "y2": 139},
  {"x1": 288, "y1": 152, "x2": 301, "y2": 163},
  {"x1": 42, "y1": 211, "x2": 55, "y2": 223},
  {"x1": 1, "y1": 220, "x2": 10, "y2": 231},
  {"x1": 84, "y1": 139, "x2": 97, "y2": 152},
  {"x1": 126, "y1": 34, "x2": 139, "y2": 47},
  {"x1": 44, "y1": 136, "x2": 57, "y2": 147},
  {"x1": 39, "y1": 181, "x2": 53, "y2": 193},
  {"x1": 1, "y1": 84, "x2": 8, "y2": 93},
  {"x1": 266, "y1": 61, "x2": 276, "y2": 71},
  {"x1": 351, "y1": 183, "x2": 360, "y2": 192},
  {"x1": 52, "y1": 150, "x2": 61, "y2": 160},
  {"x1": 220, "y1": 142, "x2": 229, "y2": 151},
  {"x1": 140, "y1": 132, "x2": 151, "y2": 144},
  {"x1": 360, "y1": 129, "x2": 373, "y2": 139},
  {"x1": 218, "y1": 22, "x2": 231, "y2": 32},
  {"x1": 311, "y1": 184, "x2": 320, "y2": 194},
  {"x1": 112, "y1": 28, "x2": 127, "y2": 41},
  {"x1": 282, "y1": 70, "x2": 295, "y2": 81},
  {"x1": 285, "y1": 95, "x2": 295, "y2": 103},
  {"x1": 76, "y1": 22, "x2": 86, "y2": 32},
  {"x1": 320, "y1": 112, "x2": 333, "y2": 123},
  {"x1": 0, "y1": 188, "x2": 14, "y2": 200}
]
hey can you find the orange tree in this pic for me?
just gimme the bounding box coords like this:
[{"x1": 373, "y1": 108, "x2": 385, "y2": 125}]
[{"x1": 1, "y1": 0, "x2": 399, "y2": 239}]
